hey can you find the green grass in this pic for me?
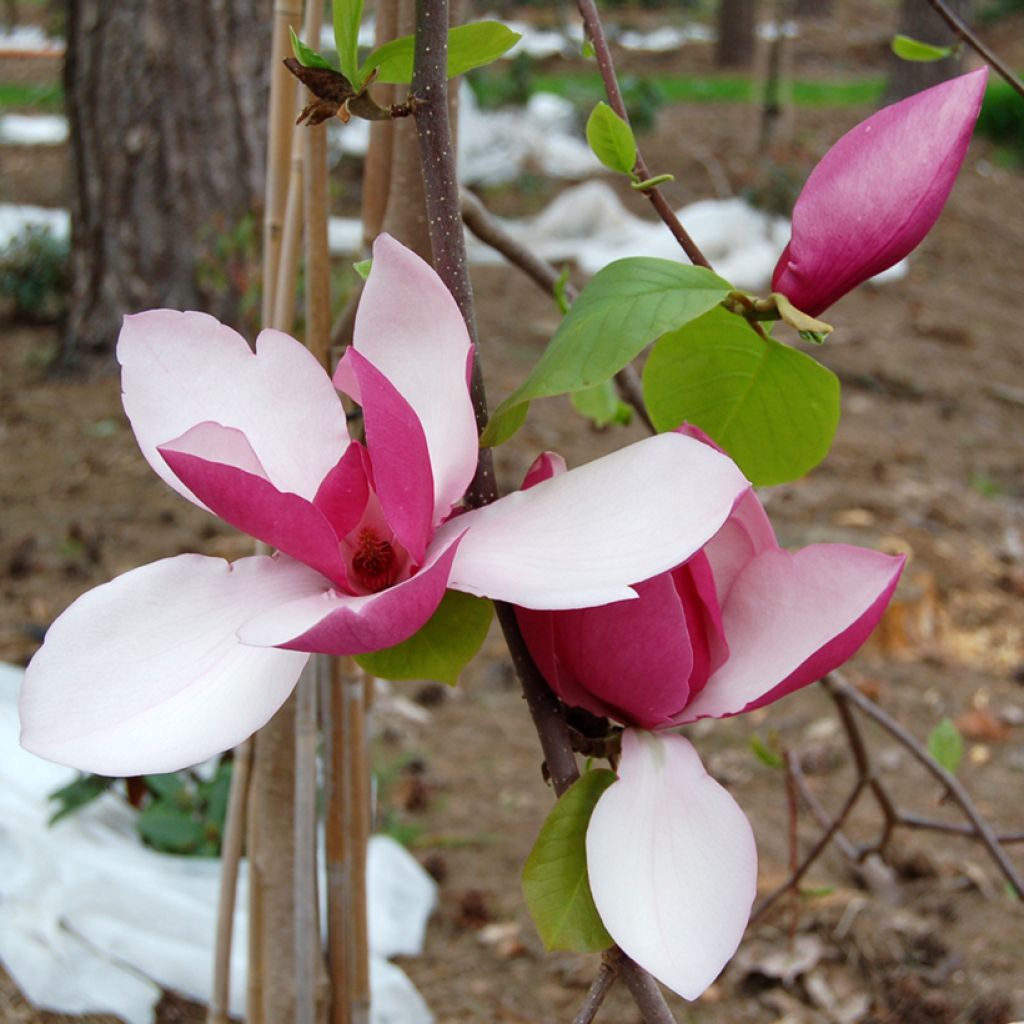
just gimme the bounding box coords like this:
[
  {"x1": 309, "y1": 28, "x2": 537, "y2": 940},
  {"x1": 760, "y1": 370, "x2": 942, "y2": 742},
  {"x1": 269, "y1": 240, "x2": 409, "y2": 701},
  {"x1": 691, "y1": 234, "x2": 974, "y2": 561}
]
[
  {"x1": 472, "y1": 70, "x2": 886, "y2": 109},
  {"x1": 0, "y1": 82, "x2": 63, "y2": 113}
]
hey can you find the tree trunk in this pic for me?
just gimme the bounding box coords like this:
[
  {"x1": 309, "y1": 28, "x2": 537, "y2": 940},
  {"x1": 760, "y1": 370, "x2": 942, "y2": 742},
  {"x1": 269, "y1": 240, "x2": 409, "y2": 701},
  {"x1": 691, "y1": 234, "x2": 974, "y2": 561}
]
[
  {"x1": 885, "y1": 0, "x2": 972, "y2": 103},
  {"x1": 62, "y1": 0, "x2": 271, "y2": 362},
  {"x1": 716, "y1": 0, "x2": 757, "y2": 69},
  {"x1": 794, "y1": 0, "x2": 833, "y2": 16}
]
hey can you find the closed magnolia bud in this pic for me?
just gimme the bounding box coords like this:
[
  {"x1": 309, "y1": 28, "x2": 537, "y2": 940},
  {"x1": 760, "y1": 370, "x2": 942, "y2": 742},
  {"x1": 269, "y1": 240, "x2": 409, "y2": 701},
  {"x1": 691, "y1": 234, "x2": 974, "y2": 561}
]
[{"x1": 772, "y1": 67, "x2": 987, "y2": 316}]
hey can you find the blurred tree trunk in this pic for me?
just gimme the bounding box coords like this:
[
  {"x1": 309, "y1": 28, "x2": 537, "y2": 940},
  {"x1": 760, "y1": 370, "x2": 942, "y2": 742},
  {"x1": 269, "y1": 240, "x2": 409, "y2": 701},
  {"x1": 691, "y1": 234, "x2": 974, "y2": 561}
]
[
  {"x1": 885, "y1": 0, "x2": 972, "y2": 103},
  {"x1": 716, "y1": 0, "x2": 757, "y2": 68},
  {"x1": 794, "y1": 0, "x2": 833, "y2": 15},
  {"x1": 62, "y1": 0, "x2": 271, "y2": 363}
]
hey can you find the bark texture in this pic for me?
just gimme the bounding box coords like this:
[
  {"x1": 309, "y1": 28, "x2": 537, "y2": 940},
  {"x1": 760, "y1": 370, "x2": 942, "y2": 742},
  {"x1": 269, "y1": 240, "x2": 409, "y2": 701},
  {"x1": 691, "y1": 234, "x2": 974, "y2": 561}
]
[
  {"x1": 885, "y1": 0, "x2": 972, "y2": 102},
  {"x1": 63, "y1": 0, "x2": 271, "y2": 360},
  {"x1": 715, "y1": 0, "x2": 757, "y2": 68}
]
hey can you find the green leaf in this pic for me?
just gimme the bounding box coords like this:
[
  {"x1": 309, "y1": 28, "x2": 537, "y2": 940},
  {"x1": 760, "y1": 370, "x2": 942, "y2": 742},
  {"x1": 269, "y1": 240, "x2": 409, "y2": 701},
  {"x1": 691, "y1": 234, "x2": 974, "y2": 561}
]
[
  {"x1": 355, "y1": 590, "x2": 493, "y2": 685},
  {"x1": 571, "y1": 379, "x2": 633, "y2": 428},
  {"x1": 48, "y1": 773, "x2": 114, "y2": 825},
  {"x1": 927, "y1": 717, "x2": 963, "y2": 775},
  {"x1": 289, "y1": 26, "x2": 334, "y2": 71},
  {"x1": 643, "y1": 306, "x2": 840, "y2": 486},
  {"x1": 137, "y1": 805, "x2": 206, "y2": 855},
  {"x1": 200, "y1": 760, "x2": 232, "y2": 832},
  {"x1": 487, "y1": 258, "x2": 732, "y2": 445},
  {"x1": 552, "y1": 264, "x2": 572, "y2": 315},
  {"x1": 522, "y1": 770, "x2": 616, "y2": 952},
  {"x1": 891, "y1": 34, "x2": 954, "y2": 63},
  {"x1": 333, "y1": 0, "x2": 365, "y2": 85},
  {"x1": 585, "y1": 101, "x2": 637, "y2": 175},
  {"x1": 144, "y1": 772, "x2": 187, "y2": 804},
  {"x1": 480, "y1": 399, "x2": 530, "y2": 448},
  {"x1": 749, "y1": 733, "x2": 783, "y2": 770},
  {"x1": 361, "y1": 21, "x2": 521, "y2": 85},
  {"x1": 353, "y1": 257, "x2": 373, "y2": 280}
]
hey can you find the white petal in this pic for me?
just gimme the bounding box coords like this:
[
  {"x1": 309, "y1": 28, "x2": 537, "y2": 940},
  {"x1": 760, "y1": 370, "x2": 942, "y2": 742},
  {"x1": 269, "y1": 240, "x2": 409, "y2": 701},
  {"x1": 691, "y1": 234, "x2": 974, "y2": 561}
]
[
  {"x1": 118, "y1": 311, "x2": 349, "y2": 507},
  {"x1": 20, "y1": 554, "x2": 317, "y2": 775},
  {"x1": 443, "y1": 433, "x2": 749, "y2": 608},
  {"x1": 586, "y1": 730, "x2": 757, "y2": 1000}
]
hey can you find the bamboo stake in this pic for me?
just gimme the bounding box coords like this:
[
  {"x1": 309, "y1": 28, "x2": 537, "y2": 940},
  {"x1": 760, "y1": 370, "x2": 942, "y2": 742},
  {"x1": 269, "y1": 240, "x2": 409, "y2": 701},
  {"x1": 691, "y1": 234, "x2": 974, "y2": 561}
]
[
  {"x1": 250, "y1": 5, "x2": 303, "y2": 1019},
  {"x1": 273, "y1": 143, "x2": 305, "y2": 332},
  {"x1": 207, "y1": 740, "x2": 253, "y2": 1024},
  {"x1": 262, "y1": 0, "x2": 303, "y2": 327},
  {"x1": 294, "y1": 660, "x2": 322, "y2": 1024}
]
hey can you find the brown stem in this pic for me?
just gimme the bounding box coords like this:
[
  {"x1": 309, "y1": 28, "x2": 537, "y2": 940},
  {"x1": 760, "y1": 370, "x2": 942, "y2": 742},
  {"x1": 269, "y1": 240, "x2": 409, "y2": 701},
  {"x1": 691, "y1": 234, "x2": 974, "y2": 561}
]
[
  {"x1": 924, "y1": 0, "x2": 1024, "y2": 98},
  {"x1": 411, "y1": 4, "x2": 675, "y2": 1017},
  {"x1": 459, "y1": 188, "x2": 653, "y2": 432},
  {"x1": 574, "y1": 0, "x2": 711, "y2": 270},
  {"x1": 573, "y1": 949, "x2": 622, "y2": 1024}
]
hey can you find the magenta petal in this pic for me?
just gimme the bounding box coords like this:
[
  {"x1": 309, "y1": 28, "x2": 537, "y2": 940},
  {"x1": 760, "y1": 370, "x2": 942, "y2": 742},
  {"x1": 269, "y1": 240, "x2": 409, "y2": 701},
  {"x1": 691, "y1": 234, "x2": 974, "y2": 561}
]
[
  {"x1": 551, "y1": 573, "x2": 695, "y2": 728},
  {"x1": 521, "y1": 451, "x2": 567, "y2": 490},
  {"x1": 118, "y1": 311, "x2": 348, "y2": 507},
  {"x1": 772, "y1": 68, "x2": 987, "y2": 315},
  {"x1": 237, "y1": 539, "x2": 463, "y2": 655},
  {"x1": 586, "y1": 730, "x2": 757, "y2": 1000},
  {"x1": 342, "y1": 235, "x2": 478, "y2": 523},
  {"x1": 314, "y1": 442, "x2": 371, "y2": 540},
  {"x1": 19, "y1": 554, "x2": 316, "y2": 775},
  {"x1": 160, "y1": 439, "x2": 350, "y2": 587},
  {"x1": 342, "y1": 348, "x2": 434, "y2": 563},
  {"x1": 679, "y1": 544, "x2": 905, "y2": 722}
]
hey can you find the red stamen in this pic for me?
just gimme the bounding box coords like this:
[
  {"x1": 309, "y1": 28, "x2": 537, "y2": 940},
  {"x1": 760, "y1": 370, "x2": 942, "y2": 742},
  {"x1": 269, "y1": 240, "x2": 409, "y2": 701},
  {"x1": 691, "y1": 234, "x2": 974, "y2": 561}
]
[{"x1": 351, "y1": 528, "x2": 398, "y2": 592}]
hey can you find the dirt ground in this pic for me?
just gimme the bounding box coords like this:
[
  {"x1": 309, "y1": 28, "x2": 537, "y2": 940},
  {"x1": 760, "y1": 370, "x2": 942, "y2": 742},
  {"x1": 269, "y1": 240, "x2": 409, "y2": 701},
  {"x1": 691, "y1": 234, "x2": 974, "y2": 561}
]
[{"x1": 2, "y1": 3, "x2": 1024, "y2": 1023}]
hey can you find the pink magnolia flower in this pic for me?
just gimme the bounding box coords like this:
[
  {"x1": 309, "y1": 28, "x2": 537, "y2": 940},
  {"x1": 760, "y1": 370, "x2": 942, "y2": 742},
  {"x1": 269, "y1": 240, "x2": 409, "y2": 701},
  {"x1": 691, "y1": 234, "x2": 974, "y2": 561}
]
[
  {"x1": 772, "y1": 67, "x2": 987, "y2": 317},
  {"x1": 19, "y1": 237, "x2": 751, "y2": 777},
  {"x1": 516, "y1": 439, "x2": 904, "y2": 999}
]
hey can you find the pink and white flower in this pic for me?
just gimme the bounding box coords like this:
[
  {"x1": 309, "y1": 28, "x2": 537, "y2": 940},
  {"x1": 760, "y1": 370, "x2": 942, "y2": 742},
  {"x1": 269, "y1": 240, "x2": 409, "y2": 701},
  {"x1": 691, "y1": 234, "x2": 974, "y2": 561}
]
[
  {"x1": 772, "y1": 68, "x2": 987, "y2": 316},
  {"x1": 516, "y1": 437, "x2": 904, "y2": 998},
  {"x1": 19, "y1": 236, "x2": 750, "y2": 776}
]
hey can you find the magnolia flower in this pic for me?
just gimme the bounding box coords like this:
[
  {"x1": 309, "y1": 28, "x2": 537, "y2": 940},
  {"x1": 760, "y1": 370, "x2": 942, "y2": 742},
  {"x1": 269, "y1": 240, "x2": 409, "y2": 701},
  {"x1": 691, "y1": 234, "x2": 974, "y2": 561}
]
[
  {"x1": 772, "y1": 67, "x2": 987, "y2": 316},
  {"x1": 516, "y1": 439, "x2": 904, "y2": 999},
  {"x1": 20, "y1": 236, "x2": 751, "y2": 777}
]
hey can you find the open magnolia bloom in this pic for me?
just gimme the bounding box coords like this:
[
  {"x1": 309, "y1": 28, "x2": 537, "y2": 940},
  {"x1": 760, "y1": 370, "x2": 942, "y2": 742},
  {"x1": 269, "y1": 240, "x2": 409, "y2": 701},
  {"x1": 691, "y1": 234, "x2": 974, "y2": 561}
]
[
  {"x1": 516, "y1": 440, "x2": 904, "y2": 999},
  {"x1": 20, "y1": 236, "x2": 751, "y2": 776},
  {"x1": 772, "y1": 67, "x2": 987, "y2": 317}
]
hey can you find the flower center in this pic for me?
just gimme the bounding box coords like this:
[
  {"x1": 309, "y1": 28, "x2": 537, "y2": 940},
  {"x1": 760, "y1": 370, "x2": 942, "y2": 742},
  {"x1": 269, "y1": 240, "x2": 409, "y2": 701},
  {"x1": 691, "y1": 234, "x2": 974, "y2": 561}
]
[{"x1": 350, "y1": 527, "x2": 398, "y2": 592}]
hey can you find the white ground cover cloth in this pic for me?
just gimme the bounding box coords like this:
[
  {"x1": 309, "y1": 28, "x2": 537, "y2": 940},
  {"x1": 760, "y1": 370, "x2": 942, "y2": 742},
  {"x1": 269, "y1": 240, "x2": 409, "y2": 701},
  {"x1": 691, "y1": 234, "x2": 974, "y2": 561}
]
[
  {"x1": 0, "y1": 113, "x2": 67, "y2": 145},
  {"x1": 0, "y1": 663, "x2": 436, "y2": 1024}
]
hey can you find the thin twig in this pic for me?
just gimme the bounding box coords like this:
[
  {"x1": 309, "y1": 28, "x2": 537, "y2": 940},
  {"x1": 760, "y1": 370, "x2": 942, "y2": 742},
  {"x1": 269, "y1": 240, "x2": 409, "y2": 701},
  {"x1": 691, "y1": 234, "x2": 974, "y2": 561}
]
[
  {"x1": 823, "y1": 673, "x2": 1024, "y2": 896},
  {"x1": 574, "y1": 0, "x2": 711, "y2": 270},
  {"x1": 573, "y1": 949, "x2": 623, "y2": 1024},
  {"x1": 459, "y1": 189, "x2": 653, "y2": 432},
  {"x1": 924, "y1": 0, "x2": 1024, "y2": 98},
  {"x1": 411, "y1": 5, "x2": 676, "y2": 1019},
  {"x1": 207, "y1": 740, "x2": 253, "y2": 1024}
]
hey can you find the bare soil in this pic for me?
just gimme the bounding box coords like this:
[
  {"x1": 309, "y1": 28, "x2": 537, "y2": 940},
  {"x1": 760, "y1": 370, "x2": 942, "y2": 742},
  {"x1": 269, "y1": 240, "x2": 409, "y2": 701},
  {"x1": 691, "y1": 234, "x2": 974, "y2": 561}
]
[{"x1": 2, "y1": 3, "x2": 1024, "y2": 1022}]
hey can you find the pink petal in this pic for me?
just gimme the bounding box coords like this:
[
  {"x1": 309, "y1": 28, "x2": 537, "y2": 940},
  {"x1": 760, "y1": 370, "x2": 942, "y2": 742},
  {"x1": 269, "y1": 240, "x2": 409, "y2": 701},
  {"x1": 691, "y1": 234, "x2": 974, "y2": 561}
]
[
  {"x1": 19, "y1": 555, "x2": 318, "y2": 775},
  {"x1": 442, "y1": 433, "x2": 749, "y2": 609},
  {"x1": 772, "y1": 68, "x2": 987, "y2": 316},
  {"x1": 702, "y1": 488, "x2": 778, "y2": 607},
  {"x1": 340, "y1": 348, "x2": 434, "y2": 563},
  {"x1": 313, "y1": 443, "x2": 372, "y2": 539},
  {"x1": 522, "y1": 451, "x2": 567, "y2": 489},
  {"x1": 118, "y1": 311, "x2": 348, "y2": 509},
  {"x1": 548, "y1": 573, "x2": 695, "y2": 728},
  {"x1": 160, "y1": 432, "x2": 351, "y2": 587},
  {"x1": 337, "y1": 235, "x2": 478, "y2": 523},
  {"x1": 237, "y1": 538, "x2": 463, "y2": 655},
  {"x1": 679, "y1": 545, "x2": 905, "y2": 722},
  {"x1": 586, "y1": 730, "x2": 757, "y2": 1000}
]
